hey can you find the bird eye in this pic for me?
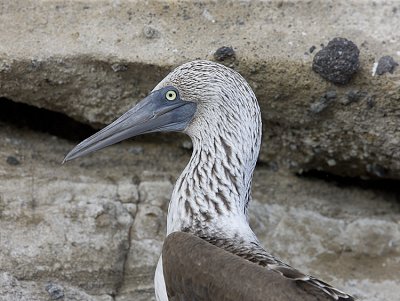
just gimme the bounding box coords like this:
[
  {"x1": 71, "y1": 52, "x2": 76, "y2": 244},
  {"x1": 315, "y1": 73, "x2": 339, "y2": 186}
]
[{"x1": 165, "y1": 90, "x2": 177, "y2": 101}]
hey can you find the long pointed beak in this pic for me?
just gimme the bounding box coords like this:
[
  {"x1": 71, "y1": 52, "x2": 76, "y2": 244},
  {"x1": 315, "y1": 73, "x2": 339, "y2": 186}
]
[{"x1": 63, "y1": 87, "x2": 196, "y2": 163}]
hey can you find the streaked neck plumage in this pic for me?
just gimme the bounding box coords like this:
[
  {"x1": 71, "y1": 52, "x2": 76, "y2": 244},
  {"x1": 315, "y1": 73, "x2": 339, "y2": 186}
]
[
  {"x1": 165, "y1": 66, "x2": 262, "y2": 243},
  {"x1": 155, "y1": 61, "x2": 263, "y2": 301},
  {"x1": 63, "y1": 59, "x2": 353, "y2": 301}
]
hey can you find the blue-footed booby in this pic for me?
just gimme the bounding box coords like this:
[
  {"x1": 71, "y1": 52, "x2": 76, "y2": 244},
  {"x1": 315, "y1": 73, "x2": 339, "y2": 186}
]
[{"x1": 64, "y1": 60, "x2": 354, "y2": 301}]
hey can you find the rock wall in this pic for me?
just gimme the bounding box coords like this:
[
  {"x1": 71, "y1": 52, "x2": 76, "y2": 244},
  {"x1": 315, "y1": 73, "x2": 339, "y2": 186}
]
[
  {"x1": 0, "y1": 0, "x2": 399, "y2": 179},
  {"x1": 0, "y1": 0, "x2": 399, "y2": 300},
  {"x1": 1, "y1": 122, "x2": 399, "y2": 301}
]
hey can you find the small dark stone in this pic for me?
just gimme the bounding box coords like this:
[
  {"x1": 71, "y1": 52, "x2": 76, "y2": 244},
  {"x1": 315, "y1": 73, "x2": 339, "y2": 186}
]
[
  {"x1": 366, "y1": 96, "x2": 375, "y2": 109},
  {"x1": 310, "y1": 97, "x2": 331, "y2": 114},
  {"x1": 30, "y1": 59, "x2": 41, "y2": 70},
  {"x1": 6, "y1": 156, "x2": 20, "y2": 166},
  {"x1": 309, "y1": 45, "x2": 316, "y2": 53},
  {"x1": 346, "y1": 90, "x2": 359, "y2": 103},
  {"x1": 143, "y1": 25, "x2": 159, "y2": 39},
  {"x1": 214, "y1": 46, "x2": 236, "y2": 61},
  {"x1": 342, "y1": 90, "x2": 366, "y2": 105},
  {"x1": 312, "y1": 37, "x2": 360, "y2": 84},
  {"x1": 325, "y1": 90, "x2": 337, "y2": 100},
  {"x1": 45, "y1": 283, "x2": 64, "y2": 300},
  {"x1": 309, "y1": 91, "x2": 337, "y2": 113},
  {"x1": 376, "y1": 55, "x2": 398, "y2": 75},
  {"x1": 182, "y1": 140, "x2": 193, "y2": 150}
]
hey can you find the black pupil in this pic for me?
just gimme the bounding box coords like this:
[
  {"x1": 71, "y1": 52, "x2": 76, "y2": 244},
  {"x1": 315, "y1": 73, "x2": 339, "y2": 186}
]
[{"x1": 168, "y1": 92, "x2": 174, "y2": 98}]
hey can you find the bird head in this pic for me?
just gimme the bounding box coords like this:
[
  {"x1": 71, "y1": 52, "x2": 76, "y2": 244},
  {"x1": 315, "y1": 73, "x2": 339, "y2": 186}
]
[{"x1": 64, "y1": 60, "x2": 260, "y2": 162}]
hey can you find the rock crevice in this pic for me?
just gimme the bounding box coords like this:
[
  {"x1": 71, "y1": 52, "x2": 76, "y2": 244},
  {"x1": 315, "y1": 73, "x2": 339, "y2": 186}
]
[{"x1": 0, "y1": 0, "x2": 399, "y2": 179}]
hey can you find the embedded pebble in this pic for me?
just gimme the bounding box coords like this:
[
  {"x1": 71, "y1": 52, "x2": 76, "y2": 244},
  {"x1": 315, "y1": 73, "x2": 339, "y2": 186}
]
[
  {"x1": 376, "y1": 55, "x2": 398, "y2": 75},
  {"x1": 214, "y1": 46, "x2": 236, "y2": 61},
  {"x1": 366, "y1": 96, "x2": 375, "y2": 109},
  {"x1": 6, "y1": 156, "x2": 20, "y2": 166},
  {"x1": 312, "y1": 37, "x2": 360, "y2": 84},
  {"x1": 341, "y1": 90, "x2": 366, "y2": 105},
  {"x1": 325, "y1": 90, "x2": 337, "y2": 100},
  {"x1": 143, "y1": 25, "x2": 158, "y2": 39},
  {"x1": 310, "y1": 91, "x2": 337, "y2": 113},
  {"x1": 45, "y1": 283, "x2": 64, "y2": 300}
]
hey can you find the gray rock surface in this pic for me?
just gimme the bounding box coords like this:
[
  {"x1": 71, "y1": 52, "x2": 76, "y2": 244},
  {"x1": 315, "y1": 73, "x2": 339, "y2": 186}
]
[
  {"x1": 1, "y1": 123, "x2": 399, "y2": 300},
  {"x1": 0, "y1": 272, "x2": 113, "y2": 301},
  {"x1": 0, "y1": 0, "x2": 399, "y2": 179},
  {"x1": 376, "y1": 55, "x2": 399, "y2": 75}
]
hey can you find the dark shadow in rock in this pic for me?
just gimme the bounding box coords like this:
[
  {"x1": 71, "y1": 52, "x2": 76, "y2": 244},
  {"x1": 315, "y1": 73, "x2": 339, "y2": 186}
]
[
  {"x1": 298, "y1": 169, "x2": 400, "y2": 196},
  {"x1": 0, "y1": 97, "x2": 191, "y2": 161},
  {"x1": 0, "y1": 97, "x2": 96, "y2": 141}
]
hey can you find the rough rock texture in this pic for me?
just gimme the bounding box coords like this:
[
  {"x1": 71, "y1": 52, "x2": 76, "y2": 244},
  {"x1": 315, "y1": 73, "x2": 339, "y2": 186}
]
[
  {"x1": 0, "y1": 0, "x2": 399, "y2": 179},
  {"x1": 312, "y1": 37, "x2": 360, "y2": 84},
  {"x1": 0, "y1": 272, "x2": 113, "y2": 301},
  {"x1": 0, "y1": 1, "x2": 400, "y2": 301},
  {"x1": 214, "y1": 46, "x2": 236, "y2": 62},
  {"x1": 376, "y1": 55, "x2": 399, "y2": 75},
  {"x1": 1, "y1": 123, "x2": 399, "y2": 301}
]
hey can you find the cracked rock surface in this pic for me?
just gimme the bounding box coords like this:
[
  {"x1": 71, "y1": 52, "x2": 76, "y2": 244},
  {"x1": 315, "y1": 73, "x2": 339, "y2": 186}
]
[
  {"x1": 0, "y1": 0, "x2": 399, "y2": 179},
  {"x1": 0, "y1": 123, "x2": 399, "y2": 300}
]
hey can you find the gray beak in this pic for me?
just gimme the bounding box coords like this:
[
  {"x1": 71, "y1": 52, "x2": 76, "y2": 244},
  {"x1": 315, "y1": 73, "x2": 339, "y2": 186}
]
[{"x1": 63, "y1": 86, "x2": 197, "y2": 162}]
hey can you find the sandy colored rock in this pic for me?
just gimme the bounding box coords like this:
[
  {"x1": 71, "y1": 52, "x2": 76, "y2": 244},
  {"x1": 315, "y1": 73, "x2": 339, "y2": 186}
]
[
  {"x1": 0, "y1": 0, "x2": 399, "y2": 179},
  {"x1": 0, "y1": 272, "x2": 113, "y2": 301},
  {"x1": 0, "y1": 123, "x2": 399, "y2": 300},
  {"x1": 0, "y1": 174, "x2": 134, "y2": 296},
  {"x1": 139, "y1": 181, "x2": 174, "y2": 208}
]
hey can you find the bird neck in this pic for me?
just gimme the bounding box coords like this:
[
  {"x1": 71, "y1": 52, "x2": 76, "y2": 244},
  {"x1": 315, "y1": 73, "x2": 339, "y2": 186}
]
[{"x1": 167, "y1": 127, "x2": 260, "y2": 242}]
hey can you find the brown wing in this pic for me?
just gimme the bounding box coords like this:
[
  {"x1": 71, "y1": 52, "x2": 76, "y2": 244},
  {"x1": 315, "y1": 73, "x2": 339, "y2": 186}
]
[{"x1": 162, "y1": 232, "x2": 355, "y2": 301}]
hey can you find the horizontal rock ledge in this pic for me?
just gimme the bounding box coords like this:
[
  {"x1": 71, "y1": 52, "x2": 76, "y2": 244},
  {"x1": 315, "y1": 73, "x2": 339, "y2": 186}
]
[{"x1": 0, "y1": 0, "x2": 399, "y2": 179}]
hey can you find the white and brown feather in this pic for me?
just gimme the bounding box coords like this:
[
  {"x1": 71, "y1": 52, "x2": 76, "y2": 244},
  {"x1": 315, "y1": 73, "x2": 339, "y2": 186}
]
[{"x1": 154, "y1": 60, "x2": 354, "y2": 301}]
